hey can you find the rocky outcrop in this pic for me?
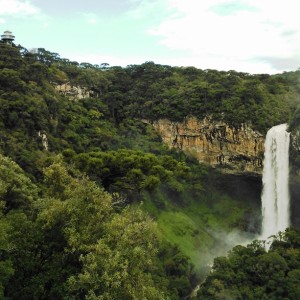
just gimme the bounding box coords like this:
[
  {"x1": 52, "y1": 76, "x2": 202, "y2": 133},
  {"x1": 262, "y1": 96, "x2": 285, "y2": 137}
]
[
  {"x1": 37, "y1": 130, "x2": 48, "y2": 151},
  {"x1": 289, "y1": 129, "x2": 300, "y2": 227},
  {"x1": 55, "y1": 83, "x2": 94, "y2": 100},
  {"x1": 149, "y1": 117, "x2": 265, "y2": 174},
  {"x1": 290, "y1": 128, "x2": 300, "y2": 176}
]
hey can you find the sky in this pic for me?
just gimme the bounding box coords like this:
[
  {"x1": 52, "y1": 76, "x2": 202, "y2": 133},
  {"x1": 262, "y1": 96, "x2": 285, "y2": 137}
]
[{"x1": 1, "y1": 0, "x2": 300, "y2": 74}]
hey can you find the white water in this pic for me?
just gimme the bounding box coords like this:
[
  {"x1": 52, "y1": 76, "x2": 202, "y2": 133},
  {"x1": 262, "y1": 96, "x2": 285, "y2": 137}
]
[{"x1": 261, "y1": 123, "x2": 290, "y2": 239}]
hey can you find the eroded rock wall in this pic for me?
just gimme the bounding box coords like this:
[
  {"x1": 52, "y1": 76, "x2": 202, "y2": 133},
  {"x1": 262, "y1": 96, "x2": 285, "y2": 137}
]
[
  {"x1": 290, "y1": 128, "x2": 300, "y2": 176},
  {"x1": 150, "y1": 117, "x2": 265, "y2": 174},
  {"x1": 55, "y1": 83, "x2": 94, "y2": 100}
]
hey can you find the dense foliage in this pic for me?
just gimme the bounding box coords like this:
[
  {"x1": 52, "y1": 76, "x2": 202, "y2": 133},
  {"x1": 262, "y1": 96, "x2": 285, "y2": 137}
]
[
  {"x1": 59, "y1": 60, "x2": 298, "y2": 134},
  {"x1": 0, "y1": 41, "x2": 299, "y2": 299},
  {"x1": 198, "y1": 227, "x2": 300, "y2": 300},
  {"x1": 0, "y1": 155, "x2": 178, "y2": 299}
]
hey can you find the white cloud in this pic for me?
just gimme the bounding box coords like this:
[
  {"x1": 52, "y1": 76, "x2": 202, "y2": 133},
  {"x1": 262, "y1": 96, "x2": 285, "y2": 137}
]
[
  {"x1": 1, "y1": 0, "x2": 299, "y2": 74},
  {"x1": 148, "y1": 0, "x2": 300, "y2": 73},
  {"x1": 0, "y1": 0, "x2": 50, "y2": 35},
  {"x1": 0, "y1": 0, "x2": 40, "y2": 17},
  {"x1": 83, "y1": 13, "x2": 98, "y2": 25},
  {"x1": 128, "y1": 0, "x2": 175, "y2": 21}
]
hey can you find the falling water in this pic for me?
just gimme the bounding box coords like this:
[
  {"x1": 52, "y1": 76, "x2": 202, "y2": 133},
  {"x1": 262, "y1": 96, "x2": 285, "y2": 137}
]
[{"x1": 261, "y1": 124, "x2": 290, "y2": 239}]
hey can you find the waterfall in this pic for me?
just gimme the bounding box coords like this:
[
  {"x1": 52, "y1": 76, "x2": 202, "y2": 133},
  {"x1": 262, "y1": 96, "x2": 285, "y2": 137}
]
[{"x1": 261, "y1": 124, "x2": 290, "y2": 239}]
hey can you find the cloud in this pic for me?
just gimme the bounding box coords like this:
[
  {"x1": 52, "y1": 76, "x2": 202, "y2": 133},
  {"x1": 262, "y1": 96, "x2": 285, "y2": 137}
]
[
  {"x1": 83, "y1": 13, "x2": 98, "y2": 24},
  {"x1": 148, "y1": 0, "x2": 300, "y2": 73},
  {"x1": 0, "y1": 0, "x2": 40, "y2": 17},
  {"x1": 210, "y1": 1, "x2": 257, "y2": 16},
  {"x1": 128, "y1": 0, "x2": 175, "y2": 21},
  {"x1": 0, "y1": 0, "x2": 50, "y2": 35},
  {"x1": 257, "y1": 55, "x2": 300, "y2": 71}
]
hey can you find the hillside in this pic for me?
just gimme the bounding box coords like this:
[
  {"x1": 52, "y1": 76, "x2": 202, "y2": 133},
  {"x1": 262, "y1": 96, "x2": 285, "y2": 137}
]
[{"x1": 0, "y1": 42, "x2": 300, "y2": 299}]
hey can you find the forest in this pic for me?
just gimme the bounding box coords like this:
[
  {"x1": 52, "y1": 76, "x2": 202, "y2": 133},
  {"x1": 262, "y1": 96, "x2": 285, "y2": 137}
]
[{"x1": 1, "y1": 41, "x2": 300, "y2": 299}]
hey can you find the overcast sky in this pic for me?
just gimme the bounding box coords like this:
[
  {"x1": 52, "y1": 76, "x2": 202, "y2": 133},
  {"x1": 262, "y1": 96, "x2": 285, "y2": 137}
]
[{"x1": 1, "y1": 0, "x2": 300, "y2": 74}]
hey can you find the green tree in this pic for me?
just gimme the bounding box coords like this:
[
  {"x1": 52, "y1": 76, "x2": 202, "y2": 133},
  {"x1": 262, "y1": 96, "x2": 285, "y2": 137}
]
[
  {"x1": 0, "y1": 154, "x2": 38, "y2": 213},
  {"x1": 0, "y1": 203, "x2": 14, "y2": 299},
  {"x1": 68, "y1": 207, "x2": 168, "y2": 300},
  {"x1": 198, "y1": 228, "x2": 300, "y2": 300}
]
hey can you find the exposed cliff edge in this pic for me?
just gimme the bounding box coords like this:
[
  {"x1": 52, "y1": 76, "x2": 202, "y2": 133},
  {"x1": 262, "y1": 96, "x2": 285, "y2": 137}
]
[
  {"x1": 290, "y1": 128, "x2": 300, "y2": 177},
  {"x1": 55, "y1": 83, "x2": 96, "y2": 100},
  {"x1": 148, "y1": 117, "x2": 265, "y2": 175}
]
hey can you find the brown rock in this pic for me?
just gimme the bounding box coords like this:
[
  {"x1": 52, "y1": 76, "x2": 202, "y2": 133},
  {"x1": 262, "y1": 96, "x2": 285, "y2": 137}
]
[{"x1": 150, "y1": 117, "x2": 264, "y2": 174}]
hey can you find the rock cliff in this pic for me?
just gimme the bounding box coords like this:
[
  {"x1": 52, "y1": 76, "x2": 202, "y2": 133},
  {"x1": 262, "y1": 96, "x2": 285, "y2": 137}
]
[
  {"x1": 150, "y1": 117, "x2": 265, "y2": 174},
  {"x1": 290, "y1": 128, "x2": 300, "y2": 176},
  {"x1": 55, "y1": 83, "x2": 94, "y2": 100}
]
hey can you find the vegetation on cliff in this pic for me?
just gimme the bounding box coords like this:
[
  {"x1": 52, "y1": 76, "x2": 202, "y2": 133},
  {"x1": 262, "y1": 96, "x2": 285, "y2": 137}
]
[{"x1": 0, "y1": 41, "x2": 299, "y2": 298}]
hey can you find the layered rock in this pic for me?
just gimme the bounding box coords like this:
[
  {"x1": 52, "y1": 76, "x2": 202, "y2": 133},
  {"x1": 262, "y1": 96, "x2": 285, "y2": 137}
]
[
  {"x1": 150, "y1": 117, "x2": 265, "y2": 174},
  {"x1": 290, "y1": 128, "x2": 300, "y2": 176},
  {"x1": 37, "y1": 130, "x2": 48, "y2": 151},
  {"x1": 55, "y1": 83, "x2": 93, "y2": 100}
]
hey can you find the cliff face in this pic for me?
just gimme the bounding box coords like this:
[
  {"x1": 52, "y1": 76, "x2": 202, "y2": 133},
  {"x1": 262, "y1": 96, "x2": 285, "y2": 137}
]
[
  {"x1": 150, "y1": 117, "x2": 265, "y2": 174},
  {"x1": 290, "y1": 128, "x2": 300, "y2": 177},
  {"x1": 55, "y1": 83, "x2": 95, "y2": 100}
]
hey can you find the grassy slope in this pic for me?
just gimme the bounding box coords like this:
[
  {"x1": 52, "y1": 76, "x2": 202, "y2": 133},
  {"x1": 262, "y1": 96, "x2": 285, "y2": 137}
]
[{"x1": 142, "y1": 184, "x2": 259, "y2": 275}]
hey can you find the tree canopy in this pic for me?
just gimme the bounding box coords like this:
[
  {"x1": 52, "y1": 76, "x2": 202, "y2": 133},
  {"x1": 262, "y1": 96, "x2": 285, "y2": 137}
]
[
  {"x1": 0, "y1": 42, "x2": 299, "y2": 299},
  {"x1": 198, "y1": 228, "x2": 300, "y2": 300}
]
